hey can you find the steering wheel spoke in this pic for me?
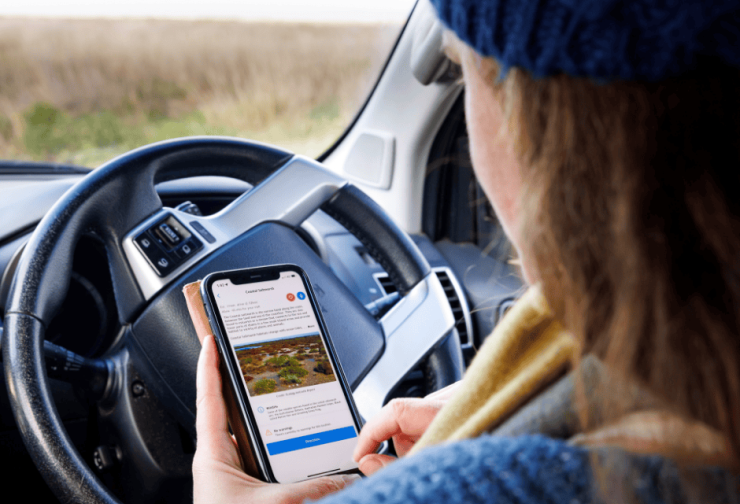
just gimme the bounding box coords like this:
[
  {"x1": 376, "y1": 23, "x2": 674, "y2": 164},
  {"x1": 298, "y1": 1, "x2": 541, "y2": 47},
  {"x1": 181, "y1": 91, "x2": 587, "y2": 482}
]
[
  {"x1": 123, "y1": 155, "x2": 347, "y2": 300},
  {"x1": 208, "y1": 155, "x2": 347, "y2": 231}
]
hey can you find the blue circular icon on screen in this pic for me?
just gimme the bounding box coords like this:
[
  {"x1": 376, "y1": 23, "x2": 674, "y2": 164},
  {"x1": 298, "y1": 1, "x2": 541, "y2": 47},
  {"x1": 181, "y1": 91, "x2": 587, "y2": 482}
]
[
  {"x1": 297, "y1": 292, "x2": 306, "y2": 300},
  {"x1": 257, "y1": 407, "x2": 265, "y2": 413}
]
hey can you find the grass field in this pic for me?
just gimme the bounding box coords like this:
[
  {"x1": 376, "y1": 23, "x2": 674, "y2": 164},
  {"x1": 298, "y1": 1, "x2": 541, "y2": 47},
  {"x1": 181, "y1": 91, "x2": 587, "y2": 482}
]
[{"x1": 0, "y1": 17, "x2": 400, "y2": 167}]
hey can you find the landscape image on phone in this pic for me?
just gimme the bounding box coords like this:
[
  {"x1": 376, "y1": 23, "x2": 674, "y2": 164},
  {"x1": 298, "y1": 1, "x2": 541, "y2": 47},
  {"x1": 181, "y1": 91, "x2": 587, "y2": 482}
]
[{"x1": 235, "y1": 334, "x2": 338, "y2": 396}]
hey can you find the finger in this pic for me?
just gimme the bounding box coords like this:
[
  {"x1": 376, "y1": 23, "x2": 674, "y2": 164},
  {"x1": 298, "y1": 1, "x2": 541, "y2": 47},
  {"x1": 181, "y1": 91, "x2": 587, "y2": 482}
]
[
  {"x1": 195, "y1": 335, "x2": 232, "y2": 452},
  {"x1": 353, "y1": 398, "x2": 443, "y2": 462},
  {"x1": 278, "y1": 474, "x2": 361, "y2": 503},
  {"x1": 358, "y1": 454, "x2": 396, "y2": 476},
  {"x1": 424, "y1": 381, "x2": 461, "y2": 401}
]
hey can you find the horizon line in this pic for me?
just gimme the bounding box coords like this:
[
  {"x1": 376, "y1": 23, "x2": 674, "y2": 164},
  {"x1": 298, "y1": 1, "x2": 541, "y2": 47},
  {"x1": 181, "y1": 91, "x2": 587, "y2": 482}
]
[{"x1": 234, "y1": 332, "x2": 321, "y2": 349}]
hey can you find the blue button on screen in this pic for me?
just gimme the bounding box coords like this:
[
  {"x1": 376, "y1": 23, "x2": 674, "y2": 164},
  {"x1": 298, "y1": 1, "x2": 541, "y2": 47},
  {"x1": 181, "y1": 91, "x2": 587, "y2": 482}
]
[
  {"x1": 297, "y1": 292, "x2": 306, "y2": 300},
  {"x1": 266, "y1": 426, "x2": 357, "y2": 455}
]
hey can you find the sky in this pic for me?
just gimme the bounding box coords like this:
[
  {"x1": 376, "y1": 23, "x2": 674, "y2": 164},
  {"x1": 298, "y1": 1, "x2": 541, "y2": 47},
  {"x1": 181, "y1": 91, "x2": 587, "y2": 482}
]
[{"x1": 0, "y1": 0, "x2": 417, "y2": 23}]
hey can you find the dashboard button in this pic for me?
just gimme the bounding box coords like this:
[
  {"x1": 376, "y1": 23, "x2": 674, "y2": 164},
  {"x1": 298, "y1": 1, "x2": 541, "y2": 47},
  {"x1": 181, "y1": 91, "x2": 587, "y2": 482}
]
[
  {"x1": 173, "y1": 236, "x2": 203, "y2": 260},
  {"x1": 135, "y1": 231, "x2": 156, "y2": 252},
  {"x1": 134, "y1": 216, "x2": 203, "y2": 275},
  {"x1": 177, "y1": 241, "x2": 195, "y2": 258},
  {"x1": 155, "y1": 222, "x2": 181, "y2": 248},
  {"x1": 190, "y1": 235, "x2": 203, "y2": 250},
  {"x1": 146, "y1": 248, "x2": 177, "y2": 277},
  {"x1": 190, "y1": 221, "x2": 216, "y2": 244},
  {"x1": 135, "y1": 231, "x2": 179, "y2": 276}
]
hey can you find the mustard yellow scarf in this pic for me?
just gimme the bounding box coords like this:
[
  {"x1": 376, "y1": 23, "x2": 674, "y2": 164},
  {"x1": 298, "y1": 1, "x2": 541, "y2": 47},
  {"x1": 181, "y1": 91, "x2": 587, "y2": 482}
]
[
  {"x1": 411, "y1": 285, "x2": 579, "y2": 453},
  {"x1": 410, "y1": 286, "x2": 733, "y2": 468}
]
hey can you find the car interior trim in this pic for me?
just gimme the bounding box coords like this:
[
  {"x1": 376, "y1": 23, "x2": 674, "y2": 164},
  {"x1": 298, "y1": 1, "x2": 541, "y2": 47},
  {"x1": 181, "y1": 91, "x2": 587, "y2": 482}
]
[
  {"x1": 353, "y1": 271, "x2": 455, "y2": 421},
  {"x1": 321, "y1": 0, "x2": 462, "y2": 234},
  {"x1": 374, "y1": 266, "x2": 474, "y2": 353}
]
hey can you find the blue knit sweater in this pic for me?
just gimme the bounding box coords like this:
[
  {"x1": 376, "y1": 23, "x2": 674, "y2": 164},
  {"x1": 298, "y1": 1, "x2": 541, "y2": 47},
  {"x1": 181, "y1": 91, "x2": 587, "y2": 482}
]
[{"x1": 317, "y1": 435, "x2": 738, "y2": 504}]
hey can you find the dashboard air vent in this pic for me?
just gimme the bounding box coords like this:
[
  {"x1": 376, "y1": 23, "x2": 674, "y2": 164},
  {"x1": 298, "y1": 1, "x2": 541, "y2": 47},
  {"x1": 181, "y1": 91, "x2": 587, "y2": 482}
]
[
  {"x1": 376, "y1": 275, "x2": 397, "y2": 295},
  {"x1": 434, "y1": 270, "x2": 469, "y2": 347},
  {"x1": 374, "y1": 268, "x2": 472, "y2": 350}
]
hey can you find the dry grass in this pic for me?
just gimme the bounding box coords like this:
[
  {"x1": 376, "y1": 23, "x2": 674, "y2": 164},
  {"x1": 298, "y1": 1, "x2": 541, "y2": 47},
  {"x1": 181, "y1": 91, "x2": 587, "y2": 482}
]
[{"x1": 0, "y1": 17, "x2": 400, "y2": 165}]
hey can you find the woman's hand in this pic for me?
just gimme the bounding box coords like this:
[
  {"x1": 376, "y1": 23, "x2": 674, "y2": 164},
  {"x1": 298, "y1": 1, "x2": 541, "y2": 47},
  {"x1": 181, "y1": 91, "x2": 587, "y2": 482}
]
[
  {"x1": 352, "y1": 383, "x2": 458, "y2": 476},
  {"x1": 193, "y1": 335, "x2": 359, "y2": 504}
]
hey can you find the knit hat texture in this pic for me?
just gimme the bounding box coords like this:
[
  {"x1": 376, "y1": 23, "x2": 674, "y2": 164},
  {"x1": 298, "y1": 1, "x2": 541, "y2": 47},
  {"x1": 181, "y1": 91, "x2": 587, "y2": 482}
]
[{"x1": 431, "y1": 0, "x2": 740, "y2": 81}]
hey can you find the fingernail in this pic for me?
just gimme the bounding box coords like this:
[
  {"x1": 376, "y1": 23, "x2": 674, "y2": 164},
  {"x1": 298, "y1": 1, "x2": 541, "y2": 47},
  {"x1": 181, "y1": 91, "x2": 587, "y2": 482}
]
[
  {"x1": 361, "y1": 458, "x2": 383, "y2": 474},
  {"x1": 341, "y1": 474, "x2": 361, "y2": 486}
]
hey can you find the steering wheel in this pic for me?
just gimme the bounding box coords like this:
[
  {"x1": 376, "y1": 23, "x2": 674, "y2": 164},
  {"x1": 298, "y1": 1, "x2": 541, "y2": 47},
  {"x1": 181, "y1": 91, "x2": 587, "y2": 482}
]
[{"x1": 2, "y1": 137, "x2": 459, "y2": 503}]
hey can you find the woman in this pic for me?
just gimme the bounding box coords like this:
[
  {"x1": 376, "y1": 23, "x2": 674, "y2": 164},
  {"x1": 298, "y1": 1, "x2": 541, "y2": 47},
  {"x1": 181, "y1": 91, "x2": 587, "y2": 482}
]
[{"x1": 193, "y1": 0, "x2": 740, "y2": 502}]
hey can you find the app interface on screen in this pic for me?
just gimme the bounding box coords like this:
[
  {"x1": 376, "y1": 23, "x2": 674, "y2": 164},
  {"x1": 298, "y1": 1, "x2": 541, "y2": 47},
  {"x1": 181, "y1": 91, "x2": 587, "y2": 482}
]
[{"x1": 211, "y1": 271, "x2": 359, "y2": 482}]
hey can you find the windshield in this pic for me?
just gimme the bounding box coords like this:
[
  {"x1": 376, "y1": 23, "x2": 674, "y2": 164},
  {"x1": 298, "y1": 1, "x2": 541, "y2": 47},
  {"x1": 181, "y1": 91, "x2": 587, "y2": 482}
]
[{"x1": 0, "y1": 1, "x2": 415, "y2": 168}]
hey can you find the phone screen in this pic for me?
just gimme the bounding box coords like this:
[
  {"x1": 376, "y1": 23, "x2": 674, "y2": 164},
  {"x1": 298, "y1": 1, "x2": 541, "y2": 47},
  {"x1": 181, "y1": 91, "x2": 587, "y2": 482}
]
[{"x1": 210, "y1": 269, "x2": 360, "y2": 482}]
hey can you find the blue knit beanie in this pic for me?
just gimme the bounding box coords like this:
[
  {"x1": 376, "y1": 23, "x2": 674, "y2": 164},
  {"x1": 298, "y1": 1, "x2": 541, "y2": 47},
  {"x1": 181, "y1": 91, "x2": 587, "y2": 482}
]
[{"x1": 431, "y1": 0, "x2": 740, "y2": 81}]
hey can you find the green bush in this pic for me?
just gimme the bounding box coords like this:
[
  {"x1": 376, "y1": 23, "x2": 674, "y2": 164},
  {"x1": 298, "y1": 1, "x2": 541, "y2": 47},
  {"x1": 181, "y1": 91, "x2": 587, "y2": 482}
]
[
  {"x1": 254, "y1": 379, "x2": 277, "y2": 395},
  {"x1": 280, "y1": 374, "x2": 302, "y2": 385},
  {"x1": 266, "y1": 356, "x2": 301, "y2": 368},
  {"x1": 278, "y1": 366, "x2": 308, "y2": 378},
  {"x1": 265, "y1": 355, "x2": 288, "y2": 367}
]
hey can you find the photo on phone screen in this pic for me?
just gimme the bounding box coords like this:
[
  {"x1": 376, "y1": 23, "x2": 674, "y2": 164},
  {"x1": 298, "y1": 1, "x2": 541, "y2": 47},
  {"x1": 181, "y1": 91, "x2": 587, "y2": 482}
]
[{"x1": 206, "y1": 267, "x2": 361, "y2": 483}]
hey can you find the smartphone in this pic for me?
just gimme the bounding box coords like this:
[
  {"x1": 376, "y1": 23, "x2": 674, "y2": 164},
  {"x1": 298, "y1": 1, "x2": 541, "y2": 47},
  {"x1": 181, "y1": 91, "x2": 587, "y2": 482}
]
[{"x1": 201, "y1": 264, "x2": 363, "y2": 483}]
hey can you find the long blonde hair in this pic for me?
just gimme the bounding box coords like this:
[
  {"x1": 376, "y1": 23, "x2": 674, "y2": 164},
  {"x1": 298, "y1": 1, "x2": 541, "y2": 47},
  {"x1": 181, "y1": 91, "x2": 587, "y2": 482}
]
[{"x1": 468, "y1": 47, "x2": 740, "y2": 464}]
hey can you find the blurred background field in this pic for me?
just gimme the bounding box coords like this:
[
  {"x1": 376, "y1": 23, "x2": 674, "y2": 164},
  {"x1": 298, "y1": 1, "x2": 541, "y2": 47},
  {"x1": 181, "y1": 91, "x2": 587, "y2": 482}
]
[{"x1": 0, "y1": 17, "x2": 401, "y2": 167}]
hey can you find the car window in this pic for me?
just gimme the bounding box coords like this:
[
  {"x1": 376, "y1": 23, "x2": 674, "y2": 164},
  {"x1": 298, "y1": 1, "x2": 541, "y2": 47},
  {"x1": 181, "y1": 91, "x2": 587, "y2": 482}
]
[{"x1": 0, "y1": 1, "x2": 415, "y2": 168}]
